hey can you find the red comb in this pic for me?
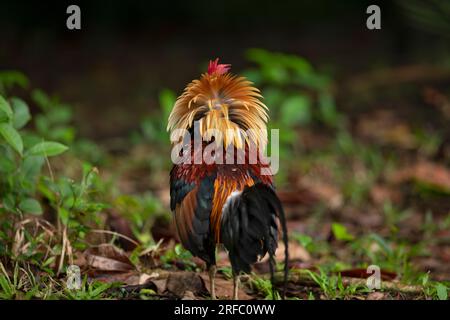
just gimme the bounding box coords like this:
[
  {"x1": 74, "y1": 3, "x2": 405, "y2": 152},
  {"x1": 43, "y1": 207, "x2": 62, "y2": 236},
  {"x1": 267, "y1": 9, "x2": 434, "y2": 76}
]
[{"x1": 208, "y1": 58, "x2": 231, "y2": 75}]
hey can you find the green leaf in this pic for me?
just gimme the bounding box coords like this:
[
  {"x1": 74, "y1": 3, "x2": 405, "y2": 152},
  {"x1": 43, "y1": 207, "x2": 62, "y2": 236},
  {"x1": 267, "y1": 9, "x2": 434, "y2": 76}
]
[
  {"x1": 0, "y1": 95, "x2": 13, "y2": 121},
  {"x1": 294, "y1": 233, "x2": 313, "y2": 249},
  {"x1": 262, "y1": 65, "x2": 289, "y2": 84},
  {"x1": 159, "y1": 89, "x2": 176, "y2": 120},
  {"x1": 246, "y1": 48, "x2": 274, "y2": 66},
  {"x1": 19, "y1": 198, "x2": 43, "y2": 215},
  {"x1": 435, "y1": 283, "x2": 448, "y2": 300},
  {"x1": 331, "y1": 223, "x2": 355, "y2": 241},
  {"x1": 58, "y1": 207, "x2": 70, "y2": 225},
  {"x1": 47, "y1": 106, "x2": 72, "y2": 125},
  {"x1": 319, "y1": 92, "x2": 338, "y2": 126},
  {"x1": 11, "y1": 97, "x2": 31, "y2": 129},
  {"x1": 27, "y1": 141, "x2": 68, "y2": 157},
  {"x1": 2, "y1": 195, "x2": 16, "y2": 212},
  {"x1": 282, "y1": 54, "x2": 313, "y2": 74},
  {"x1": 32, "y1": 89, "x2": 52, "y2": 111},
  {"x1": 0, "y1": 71, "x2": 29, "y2": 90},
  {"x1": 280, "y1": 95, "x2": 312, "y2": 126},
  {"x1": 241, "y1": 69, "x2": 263, "y2": 85},
  {"x1": 0, "y1": 123, "x2": 23, "y2": 155},
  {"x1": 0, "y1": 156, "x2": 15, "y2": 173}
]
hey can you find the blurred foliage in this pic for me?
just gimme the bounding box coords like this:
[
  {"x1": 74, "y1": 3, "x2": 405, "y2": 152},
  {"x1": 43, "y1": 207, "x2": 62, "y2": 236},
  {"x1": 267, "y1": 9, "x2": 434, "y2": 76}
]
[
  {"x1": 397, "y1": 0, "x2": 450, "y2": 39},
  {"x1": 131, "y1": 89, "x2": 175, "y2": 146},
  {"x1": 114, "y1": 193, "x2": 168, "y2": 246},
  {"x1": 0, "y1": 73, "x2": 108, "y2": 275},
  {"x1": 242, "y1": 49, "x2": 344, "y2": 184},
  {"x1": 243, "y1": 48, "x2": 342, "y2": 130},
  {"x1": 0, "y1": 69, "x2": 169, "y2": 292}
]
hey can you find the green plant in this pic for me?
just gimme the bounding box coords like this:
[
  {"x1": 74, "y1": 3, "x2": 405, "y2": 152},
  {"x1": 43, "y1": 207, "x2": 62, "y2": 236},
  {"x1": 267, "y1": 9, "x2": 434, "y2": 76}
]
[
  {"x1": 239, "y1": 49, "x2": 344, "y2": 187},
  {"x1": 331, "y1": 223, "x2": 355, "y2": 242},
  {"x1": 132, "y1": 89, "x2": 175, "y2": 146},
  {"x1": 114, "y1": 193, "x2": 168, "y2": 246},
  {"x1": 382, "y1": 202, "x2": 411, "y2": 234},
  {"x1": 0, "y1": 76, "x2": 107, "y2": 278},
  {"x1": 159, "y1": 244, "x2": 198, "y2": 271},
  {"x1": 250, "y1": 275, "x2": 281, "y2": 300},
  {"x1": 0, "y1": 92, "x2": 68, "y2": 219},
  {"x1": 38, "y1": 163, "x2": 107, "y2": 252},
  {"x1": 31, "y1": 88, "x2": 106, "y2": 165},
  {"x1": 64, "y1": 275, "x2": 114, "y2": 300},
  {"x1": 420, "y1": 273, "x2": 449, "y2": 300},
  {"x1": 0, "y1": 71, "x2": 29, "y2": 95},
  {"x1": 0, "y1": 262, "x2": 60, "y2": 299},
  {"x1": 303, "y1": 268, "x2": 368, "y2": 299},
  {"x1": 350, "y1": 233, "x2": 421, "y2": 281},
  {"x1": 243, "y1": 49, "x2": 342, "y2": 155},
  {"x1": 218, "y1": 266, "x2": 233, "y2": 280}
]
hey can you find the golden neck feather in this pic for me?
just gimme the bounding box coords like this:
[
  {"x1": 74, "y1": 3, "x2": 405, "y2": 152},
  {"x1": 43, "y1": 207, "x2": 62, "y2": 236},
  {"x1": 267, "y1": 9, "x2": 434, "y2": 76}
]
[{"x1": 167, "y1": 72, "x2": 268, "y2": 149}]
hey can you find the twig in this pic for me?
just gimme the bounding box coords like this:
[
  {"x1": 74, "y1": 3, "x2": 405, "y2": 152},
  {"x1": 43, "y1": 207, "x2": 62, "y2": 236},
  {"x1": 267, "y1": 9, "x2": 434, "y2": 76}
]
[
  {"x1": 57, "y1": 226, "x2": 67, "y2": 275},
  {"x1": 90, "y1": 229, "x2": 140, "y2": 247}
]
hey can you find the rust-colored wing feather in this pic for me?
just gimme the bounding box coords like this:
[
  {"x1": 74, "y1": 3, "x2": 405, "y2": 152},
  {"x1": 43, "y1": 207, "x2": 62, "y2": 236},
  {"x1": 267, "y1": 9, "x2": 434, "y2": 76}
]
[{"x1": 170, "y1": 171, "x2": 217, "y2": 265}]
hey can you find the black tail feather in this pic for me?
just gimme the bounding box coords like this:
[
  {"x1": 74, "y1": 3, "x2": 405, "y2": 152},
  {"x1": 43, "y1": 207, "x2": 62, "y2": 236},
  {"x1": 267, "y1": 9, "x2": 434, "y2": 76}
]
[{"x1": 221, "y1": 183, "x2": 289, "y2": 299}]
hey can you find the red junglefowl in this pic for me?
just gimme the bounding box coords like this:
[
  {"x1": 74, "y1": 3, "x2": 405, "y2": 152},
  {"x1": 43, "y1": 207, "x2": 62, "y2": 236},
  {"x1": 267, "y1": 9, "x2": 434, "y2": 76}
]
[{"x1": 167, "y1": 59, "x2": 288, "y2": 299}]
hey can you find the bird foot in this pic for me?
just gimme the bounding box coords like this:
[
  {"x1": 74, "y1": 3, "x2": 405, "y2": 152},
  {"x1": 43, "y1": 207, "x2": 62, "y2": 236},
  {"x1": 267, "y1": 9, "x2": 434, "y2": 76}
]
[
  {"x1": 233, "y1": 275, "x2": 240, "y2": 300},
  {"x1": 209, "y1": 265, "x2": 217, "y2": 300}
]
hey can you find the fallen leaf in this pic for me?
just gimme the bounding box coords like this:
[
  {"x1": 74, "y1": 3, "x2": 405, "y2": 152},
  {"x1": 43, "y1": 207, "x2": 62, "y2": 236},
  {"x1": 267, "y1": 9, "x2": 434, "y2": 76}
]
[
  {"x1": 370, "y1": 184, "x2": 403, "y2": 205},
  {"x1": 151, "y1": 279, "x2": 168, "y2": 294},
  {"x1": 84, "y1": 244, "x2": 134, "y2": 272},
  {"x1": 166, "y1": 271, "x2": 207, "y2": 298},
  {"x1": 367, "y1": 292, "x2": 385, "y2": 300},
  {"x1": 356, "y1": 110, "x2": 416, "y2": 149},
  {"x1": 391, "y1": 161, "x2": 450, "y2": 193},
  {"x1": 86, "y1": 254, "x2": 134, "y2": 272}
]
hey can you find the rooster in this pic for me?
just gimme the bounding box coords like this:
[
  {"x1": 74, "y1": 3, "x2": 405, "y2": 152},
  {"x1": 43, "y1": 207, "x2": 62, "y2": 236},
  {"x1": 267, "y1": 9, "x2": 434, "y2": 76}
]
[{"x1": 167, "y1": 59, "x2": 288, "y2": 299}]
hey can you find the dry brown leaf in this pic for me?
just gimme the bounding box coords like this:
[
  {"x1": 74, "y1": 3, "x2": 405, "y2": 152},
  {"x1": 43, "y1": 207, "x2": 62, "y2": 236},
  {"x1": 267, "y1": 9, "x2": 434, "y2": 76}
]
[
  {"x1": 300, "y1": 177, "x2": 343, "y2": 209},
  {"x1": 151, "y1": 279, "x2": 168, "y2": 294},
  {"x1": 166, "y1": 271, "x2": 207, "y2": 298},
  {"x1": 391, "y1": 161, "x2": 450, "y2": 192},
  {"x1": 370, "y1": 184, "x2": 403, "y2": 205},
  {"x1": 84, "y1": 244, "x2": 134, "y2": 272},
  {"x1": 86, "y1": 254, "x2": 134, "y2": 272},
  {"x1": 367, "y1": 292, "x2": 386, "y2": 300},
  {"x1": 357, "y1": 110, "x2": 416, "y2": 149}
]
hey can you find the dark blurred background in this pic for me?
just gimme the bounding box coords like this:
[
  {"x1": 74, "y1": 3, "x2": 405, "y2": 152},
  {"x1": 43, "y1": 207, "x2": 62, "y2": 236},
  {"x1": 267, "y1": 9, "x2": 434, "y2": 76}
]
[{"x1": 1, "y1": 0, "x2": 447, "y2": 139}]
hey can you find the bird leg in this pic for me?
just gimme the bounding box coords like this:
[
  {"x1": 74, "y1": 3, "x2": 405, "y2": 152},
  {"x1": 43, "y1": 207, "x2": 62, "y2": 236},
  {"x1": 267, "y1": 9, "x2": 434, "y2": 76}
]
[
  {"x1": 233, "y1": 274, "x2": 240, "y2": 300},
  {"x1": 208, "y1": 264, "x2": 217, "y2": 300}
]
